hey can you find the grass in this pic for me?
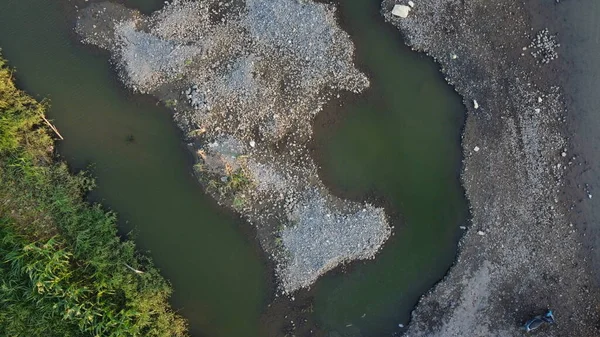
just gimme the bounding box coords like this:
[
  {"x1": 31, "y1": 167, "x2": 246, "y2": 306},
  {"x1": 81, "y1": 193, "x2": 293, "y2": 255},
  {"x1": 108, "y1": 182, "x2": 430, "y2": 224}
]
[{"x1": 0, "y1": 54, "x2": 188, "y2": 337}]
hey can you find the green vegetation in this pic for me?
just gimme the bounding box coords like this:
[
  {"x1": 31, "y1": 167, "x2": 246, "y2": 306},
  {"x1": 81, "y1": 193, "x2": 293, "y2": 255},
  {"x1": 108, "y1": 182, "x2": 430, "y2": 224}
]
[
  {"x1": 0, "y1": 55, "x2": 187, "y2": 336},
  {"x1": 232, "y1": 194, "x2": 246, "y2": 210},
  {"x1": 225, "y1": 168, "x2": 252, "y2": 193},
  {"x1": 163, "y1": 99, "x2": 177, "y2": 108}
]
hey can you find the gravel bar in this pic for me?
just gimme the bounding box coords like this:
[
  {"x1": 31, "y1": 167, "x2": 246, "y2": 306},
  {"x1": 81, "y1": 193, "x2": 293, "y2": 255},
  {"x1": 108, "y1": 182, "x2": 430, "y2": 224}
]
[{"x1": 76, "y1": 0, "x2": 391, "y2": 294}]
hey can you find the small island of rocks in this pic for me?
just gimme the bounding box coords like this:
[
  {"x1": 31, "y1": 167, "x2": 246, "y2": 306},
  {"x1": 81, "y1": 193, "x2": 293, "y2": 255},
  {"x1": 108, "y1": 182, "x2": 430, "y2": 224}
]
[{"x1": 76, "y1": 0, "x2": 391, "y2": 293}]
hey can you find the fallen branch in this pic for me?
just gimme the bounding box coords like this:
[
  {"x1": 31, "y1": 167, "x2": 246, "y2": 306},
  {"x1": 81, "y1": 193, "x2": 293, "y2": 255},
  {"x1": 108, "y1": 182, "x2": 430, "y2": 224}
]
[
  {"x1": 124, "y1": 263, "x2": 145, "y2": 274},
  {"x1": 41, "y1": 115, "x2": 64, "y2": 140}
]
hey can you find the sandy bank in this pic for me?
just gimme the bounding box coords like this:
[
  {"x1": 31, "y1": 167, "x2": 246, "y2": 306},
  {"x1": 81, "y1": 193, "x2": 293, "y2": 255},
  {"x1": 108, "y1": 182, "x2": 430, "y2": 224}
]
[{"x1": 382, "y1": 0, "x2": 600, "y2": 335}]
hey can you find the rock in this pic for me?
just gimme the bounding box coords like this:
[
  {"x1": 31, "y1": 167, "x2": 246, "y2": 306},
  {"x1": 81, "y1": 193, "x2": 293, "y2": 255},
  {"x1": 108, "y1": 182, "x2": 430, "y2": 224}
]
[
  {"x1": 561, "y1": 152, "x2": 567, "y2": 157},
  {"x1": 460, "y1": 226, "x2": 467, "y2": 230},
  {"x1": 473, "y1": 100, "x2": 479, "y2": 109},
  {"x1": 450, "y1": 53, "x2": 458, "y2": 60},
  {"x1": 408, "y1": 1, "x2": 415, "y2": 8},
  {"x1": 477, "y1": 231, "x2": 485, "y2": 236},
  {"x1": 250, "y1": 140, "x2": 256, "y2": 147},
  {"x1": 392, "y1": 5, "x2": 411, "y2": 18},
  {"x1": 474, "y1": 146, "x2": 480, "y2": 152}
]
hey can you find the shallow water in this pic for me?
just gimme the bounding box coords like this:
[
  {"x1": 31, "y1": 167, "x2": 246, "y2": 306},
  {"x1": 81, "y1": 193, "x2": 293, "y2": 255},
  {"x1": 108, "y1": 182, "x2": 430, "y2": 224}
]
[{"x1": 0, "y1": 0, "x2": 467, "y2": 336}]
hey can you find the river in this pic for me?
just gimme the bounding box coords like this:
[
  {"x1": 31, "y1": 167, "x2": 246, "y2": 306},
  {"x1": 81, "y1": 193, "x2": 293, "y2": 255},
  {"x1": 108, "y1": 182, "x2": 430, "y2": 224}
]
[{"x1": 0, "y1": 1, "x2": 467, "y2": 336}]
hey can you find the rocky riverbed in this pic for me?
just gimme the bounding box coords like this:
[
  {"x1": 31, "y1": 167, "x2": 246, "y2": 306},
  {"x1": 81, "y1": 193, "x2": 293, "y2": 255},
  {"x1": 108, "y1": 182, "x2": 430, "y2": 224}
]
[
  {"x1": 75, "y1": 0, "x2": 391, "y2": 293},
  {"x1": 382, "y1": 0, "x2": 600, "y2": 336}
]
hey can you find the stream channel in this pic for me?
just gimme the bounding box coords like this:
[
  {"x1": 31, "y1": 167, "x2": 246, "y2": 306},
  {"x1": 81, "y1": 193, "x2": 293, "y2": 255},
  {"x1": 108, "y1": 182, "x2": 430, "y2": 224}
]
[{"x1": 0, "y1": 0, "x2": 467, "y2": 336}]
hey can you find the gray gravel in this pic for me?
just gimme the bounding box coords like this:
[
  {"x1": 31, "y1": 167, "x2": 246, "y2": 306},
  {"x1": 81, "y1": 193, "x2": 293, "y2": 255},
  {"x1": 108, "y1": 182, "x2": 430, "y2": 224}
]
[
  {"x1": 76, "y1": 0, "x2": 390, "y2": 294},
  {"x1": 382, "y1": 0, "x2": 600, "y2": 336},
  {"x1": 114, "y1": 20, "x2": 202, "y2": 92},
  {"x1": 280, "y1": 191, "x2": 390, "y2": 292}
]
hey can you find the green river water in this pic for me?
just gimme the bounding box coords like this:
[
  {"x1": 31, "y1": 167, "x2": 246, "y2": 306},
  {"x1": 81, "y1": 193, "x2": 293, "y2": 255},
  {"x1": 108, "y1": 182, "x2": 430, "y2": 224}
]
[{"x1": 0, "y1": 1, "x2": 467, "y2": 336}]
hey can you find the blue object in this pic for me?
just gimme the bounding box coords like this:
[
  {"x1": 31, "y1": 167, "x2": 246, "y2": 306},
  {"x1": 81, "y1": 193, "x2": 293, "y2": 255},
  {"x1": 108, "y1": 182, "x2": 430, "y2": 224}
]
[{"x1": 523, "y1": 310, "x2": 555, "y2": 332}]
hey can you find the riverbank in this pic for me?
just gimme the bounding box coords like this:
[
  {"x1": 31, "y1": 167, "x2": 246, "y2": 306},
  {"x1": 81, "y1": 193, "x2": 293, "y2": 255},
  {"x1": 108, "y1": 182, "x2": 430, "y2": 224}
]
[
  {"x1": 0, "y1": 54, "x2": 187, "y2": 337},
  {"x1": 382, "y1": 0, "x2": 600, "y2": 335}
]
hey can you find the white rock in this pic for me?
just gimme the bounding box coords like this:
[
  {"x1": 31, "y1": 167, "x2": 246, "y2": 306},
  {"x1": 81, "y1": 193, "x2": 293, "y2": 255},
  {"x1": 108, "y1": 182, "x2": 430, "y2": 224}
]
[
  {"x1": 250, "y1": 140, "x2": 256, "y2": 147},
  {"x1": 538, "y1": 97, "x2": 543, "y2": 103},
  {"x1": 534, "y1": 108, "x2": 541, "y2": 113},
  {"x1": 474, "y1": 146, "x2": 480, "y2": 152},
  {"x1": 391, "y1": 5, "x2": 411, "y2": 18},
  {"x1": 477, "y1": 231, "x2": 485, "y2": 236},
  {"x1": 561, "y1": 152, "x2": 567, "y2": 157},
  {"x1": 589, "y1": 194, "x2": 593, "y2": 199},
  {"x1": 473, "y1": 100, "x2": 479, "y2": 109},
  {"x1": 408, "y1": 1, "x2": 415, "y2": 8},
  {"x1": 450, "y1": 53, "x2": 458, "y2": 60},
  {"x1": 460, "y1": 226, "x2": 467, "y2": 230}
]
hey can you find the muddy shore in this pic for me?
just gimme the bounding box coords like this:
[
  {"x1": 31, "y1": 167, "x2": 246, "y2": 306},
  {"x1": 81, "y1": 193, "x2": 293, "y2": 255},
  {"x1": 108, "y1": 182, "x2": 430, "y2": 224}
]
[
  {"x1": 528, "y1": 0, "x2": 600, "y2": 286},
  {"x1": 382, "y1": 0, "x2": 600, "y2": 336}
]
